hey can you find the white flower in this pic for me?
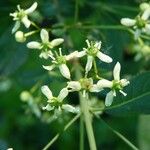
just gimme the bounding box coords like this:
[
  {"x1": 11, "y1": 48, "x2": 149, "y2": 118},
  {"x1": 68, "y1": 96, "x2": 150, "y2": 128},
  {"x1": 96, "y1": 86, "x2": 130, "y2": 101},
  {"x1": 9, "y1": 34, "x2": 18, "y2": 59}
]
[
  {"x1": 67, "y1": 78, "x2": 102, "y2": 97},
  {"x1": 10, "y1": 2, "x2": 38, "y2": 33},
  {"x1": 27, "y1": 29, "x2": 64, "y2": 59},
  {"x1": 77, "y1": 40, "x2": 112, "y2": 74},
  {"x1": 41, "y1": 85, "x2": 78, "y2": 114},
  {"x1": 41, "y1": 85, "x2": 68, "y2": 111},
  {"x1": 43, "y1": 48, "x2": 71, "y2": 79},
  {"x1": 121, "y1": 5, "x2": 150, "y2": 38},
  {"x1": 97, "y1": 62, "x2": 130, "y2": 106}
]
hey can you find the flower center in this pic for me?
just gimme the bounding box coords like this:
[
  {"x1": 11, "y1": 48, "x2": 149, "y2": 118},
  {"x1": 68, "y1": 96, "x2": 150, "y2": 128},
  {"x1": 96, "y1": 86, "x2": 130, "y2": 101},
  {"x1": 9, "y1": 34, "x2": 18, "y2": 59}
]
[
  {"x1": 112, "y1": 80, "x2": 122, "y2": 90},
  {"x1": 79, "y1": 78, "x2": 93, "y2": 90},
  {"x1": 56, "y1": 55, "x2": 66, "y2": 64},
  {"x1": 49, "y1": 97, "x2": 62, "y2": 108},
  {"x1": 136, "y1": 16, "x2": 146, "y2": 28},
  {"x1": 86, "y1": 42, "x2": 99, "y2": 56},
  {"x1": 17, "y1": 10, "x2": 26, "y2": 20}
]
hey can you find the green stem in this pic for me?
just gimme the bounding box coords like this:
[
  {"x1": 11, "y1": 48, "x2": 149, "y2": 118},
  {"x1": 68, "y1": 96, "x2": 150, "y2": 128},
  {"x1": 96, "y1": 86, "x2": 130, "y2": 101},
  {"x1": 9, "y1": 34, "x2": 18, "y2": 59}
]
[
  {"x1": 74, "y1": 61, "x2": 97, "y2": 150},
  {"x1": 42, "y1": 113, "x2": 80, "y2": 150},
  {"x1": 31, "y1": 21, "x2": 40, "y2": 30},
  {"x1": 93, "y1": 59, "x2": 101, "y2": 79},
  {"x1": 76, "y1": 25, "x2": 126, "y2": 30},
  {"x1": 25, "y1": 30, "x2": 39, "y2": 37},
  {"x1": 80, "y1": 93, "x2": 97, "y2": 150},
  {"x1": 80, "y1": 114, "x2": 84, "y2": 150}
]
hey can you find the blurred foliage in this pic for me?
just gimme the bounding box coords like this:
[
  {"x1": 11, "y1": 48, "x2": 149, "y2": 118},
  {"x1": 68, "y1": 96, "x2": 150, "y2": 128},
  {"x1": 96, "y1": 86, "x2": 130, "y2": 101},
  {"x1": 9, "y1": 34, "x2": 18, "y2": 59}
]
[{"x1": 0, "y1": 0, "x2": 150, "y2": 150}]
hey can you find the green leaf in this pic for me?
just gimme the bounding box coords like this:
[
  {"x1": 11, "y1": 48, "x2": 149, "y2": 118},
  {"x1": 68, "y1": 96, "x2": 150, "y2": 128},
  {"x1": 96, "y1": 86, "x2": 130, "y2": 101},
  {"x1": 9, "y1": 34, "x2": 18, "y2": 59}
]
[{"x1": 105, "y1": 72, "x2": 150, "y2": 116}]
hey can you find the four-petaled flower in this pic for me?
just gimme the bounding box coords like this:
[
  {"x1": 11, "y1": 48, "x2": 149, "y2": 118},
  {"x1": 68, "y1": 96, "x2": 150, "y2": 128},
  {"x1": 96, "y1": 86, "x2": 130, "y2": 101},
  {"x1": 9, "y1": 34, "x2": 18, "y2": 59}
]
[
  {"x1": 77, "y1": 40, "x2": 113, "y2": 74},
  {"x1": 41, "y1": 85, "x2": 79, "y2": 114},
  {"x1": 97, "y1": 62, "x2": 130, "y2": 106},
  {"x1": 27, "y1": 29, "x2": 64, "y2": 59},
  {"x1": 42, "y1": 48, "x2": 77, "y2": 79},
  {"x1": 67, "y1": 78, "x2": 102, "y2": 97},
  {"x1": 121, "y1": 2, "x2": 150, "y2": 38},
  {"x1": 10, "y1": 2, "x2": 38, "y2": 33}
]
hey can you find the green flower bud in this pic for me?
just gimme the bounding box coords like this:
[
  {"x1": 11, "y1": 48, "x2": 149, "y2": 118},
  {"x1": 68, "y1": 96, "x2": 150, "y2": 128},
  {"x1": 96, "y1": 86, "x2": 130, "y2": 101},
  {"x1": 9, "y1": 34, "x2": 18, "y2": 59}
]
[{"x1": 20, "y1": 91, "x2": 31, "y2": 102}]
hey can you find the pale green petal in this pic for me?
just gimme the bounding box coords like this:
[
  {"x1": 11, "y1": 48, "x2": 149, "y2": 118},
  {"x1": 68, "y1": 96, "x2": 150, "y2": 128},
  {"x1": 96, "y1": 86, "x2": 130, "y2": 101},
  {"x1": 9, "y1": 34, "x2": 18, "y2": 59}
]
[
  {"x1": 40, "y1": 29, "x2": 49, "y2": 42},
  {"x1": 59, "y1": 64, "x2": 71, "y2": 79},
  {"x1": 25, "y1": 2, "x2": 38, "y2": 14},
  {"x1": 51, "y1": 38, "x2": 64, "y2": 47},
  {"x1": 67, "y1": 81, "x2": 81, "y2": 92},
  {"x1": 96, "y1": 51, "x2": 113, "y2": 63},
  {"x1": 105, "y1": 91, "x2": 114, "y2": 107},
  {"x1": 58, "y1": 88, "x2": 68, "y2": 101},
  {"x1": 85, "y1": 55, "x2": 93, "y2": 74},
  {"x1": 27, "y1": 41, "x2": 41, "y2": 49},
  {"x1": 22, "y1": 15, "x2": 31, "y2": 28},
  {"x1": 41, "y1": 85, "x2": 53, "y2": 99},
  {"x1": 97, "y1": 79, "x2": 113, "y2": 88},
  {"x1": 12, "y1": 21, "x2": 20, "y2": 34},
  {"x1": 113, "y1": 62, "x2": 121, "y2": 80},
  {"x1": 62, "y1": 104, "x2": 80, "y2": 113},
  {"x1": 121, "y1": 18, "x2": 136, "y2": 26},
  {"x1": 43, "y1": 65, "x2": 55, "y2": 71}
]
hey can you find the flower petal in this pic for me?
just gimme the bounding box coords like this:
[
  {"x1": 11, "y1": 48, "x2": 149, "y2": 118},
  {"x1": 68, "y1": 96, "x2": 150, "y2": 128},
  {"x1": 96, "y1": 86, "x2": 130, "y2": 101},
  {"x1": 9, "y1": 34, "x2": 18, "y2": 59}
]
[
  {"x1": 141, "y1": 8, "x2": 150, "y2": 20},
  {"x1": 97, "y1": 79, "x2": 113, "y2": 88},
  {"x1": 105, "y1": 91, "x2": 114, "y2": 107},
  {"x1": 67, "y1": 81, "x2": 81, "y2": 91},
  {"x1": 41, "y1": 85, "x2": 53, "y2": 99},
  {"x1": 65, "y1": 51, "x2": 78, "y2": 61},
  {"x1": 77, "y1": 50, "x2": 86, "y2": 58},
  {"x1": 39, "y1": 52, "x2": 49, "y2": 59},
  {"x1": 25, "y1": 2, "x2": 38, "y2": 14},
  {"x1": 22, "y1": 16, "x2": 31, "y2": 28},
  {"x1": 96, "y1": 51, "x2": 112, "y2": 63},
  {"x1": 40, "y1": 29, "x2": 49, "y2": 43},
  {"x1": 43, "y1": 65, "x2": 55, "y2": 71},
  {"x1": 58, "y1": 88, "x2": 68, "y2": 101},
  {"x1": 27, "y1": 41, "x2": 41, "y2": 49},
  {"x1": 113, "y1": 62, "x2": 121, "y2": 80},
  {"x1": 12, "y1": 21, "x2": 20, "y2": 34},
  {"x1": 89, "y1": 84, "x2": 102, "y2": 93},
  {"x1": 51, "y1": 38, "x2": 64, "y2": 47},
  {"x1": 62, "y1": 104, "x2": 80, "y2": 113},
  {"x1": 120, "y1": 79, "x2": 130, "y2": 87},
  {"x1": 59, "y1": 64, "x2": 71, "y2": 79},
  {"x1": 120, "y1": 18, "x2": 136, "y2": 26},
  {"x1": 43, "y1": 104, "x2": 54, "y2": 111},
  {"x1": 85, "y1": 55, "x2": 93, "y2": 74},
  {"x1": 144, "y1": 24, "x2": 150, "y2": 34}
]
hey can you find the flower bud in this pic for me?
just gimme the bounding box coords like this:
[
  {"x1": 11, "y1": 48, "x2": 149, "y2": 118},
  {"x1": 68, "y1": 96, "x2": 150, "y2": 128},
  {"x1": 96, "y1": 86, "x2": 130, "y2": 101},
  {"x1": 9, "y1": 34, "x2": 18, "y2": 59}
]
[
  {"x1": 15, "y1": 31, "x2": 26, "y2": 42},
  {"x1": 20, "y1": 91, "x2": 31, "y2": 102}
]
